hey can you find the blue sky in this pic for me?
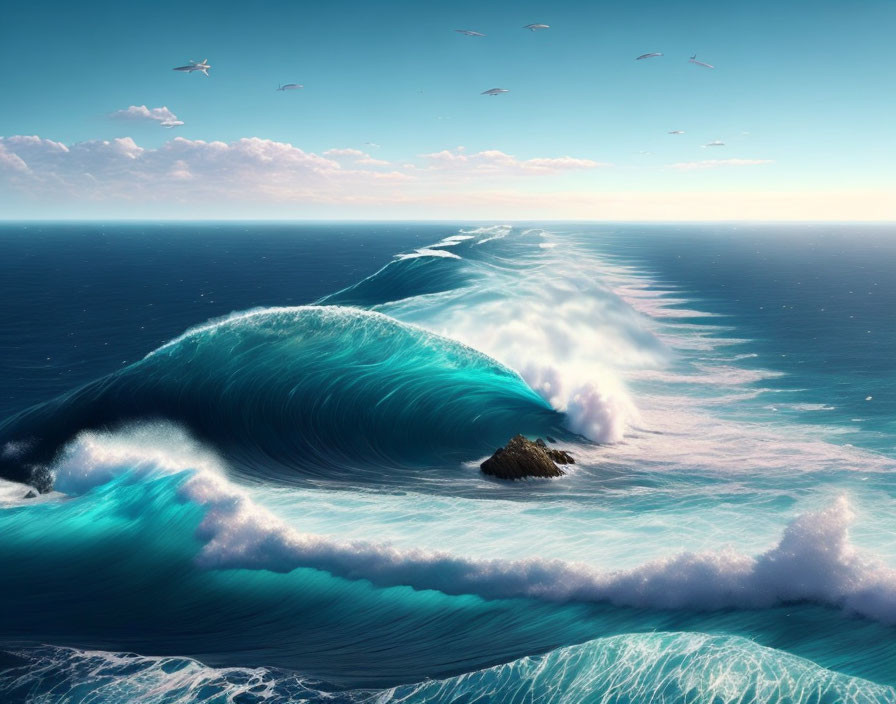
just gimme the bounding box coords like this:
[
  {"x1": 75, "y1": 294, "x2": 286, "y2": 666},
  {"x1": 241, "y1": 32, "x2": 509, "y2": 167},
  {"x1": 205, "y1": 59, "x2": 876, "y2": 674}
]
[{"x1": 1, "y1": 0, "x2": 894, "y2": 219}]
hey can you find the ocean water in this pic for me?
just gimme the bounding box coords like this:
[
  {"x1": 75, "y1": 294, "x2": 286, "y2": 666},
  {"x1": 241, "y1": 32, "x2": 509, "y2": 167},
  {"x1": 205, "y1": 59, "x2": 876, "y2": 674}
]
[{"x1": 0, "y1": 222, "x2": 895, "y2": 703}]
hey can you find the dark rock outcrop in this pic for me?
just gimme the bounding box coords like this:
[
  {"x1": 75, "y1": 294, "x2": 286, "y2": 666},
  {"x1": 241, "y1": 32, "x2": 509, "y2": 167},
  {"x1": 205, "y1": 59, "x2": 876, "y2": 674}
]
[
  {"x1": 23, "y1": 490, "x2": 37, "y2": 499},
  {"x1": 535, "y1": 438, "x2": 575, "y2": 465},
  {"x1": 29, "y1": 465, "x2": 54, "y2": 494},
  {"x1": 480, "y1": 435, "x2": 574, "y2": 480}
]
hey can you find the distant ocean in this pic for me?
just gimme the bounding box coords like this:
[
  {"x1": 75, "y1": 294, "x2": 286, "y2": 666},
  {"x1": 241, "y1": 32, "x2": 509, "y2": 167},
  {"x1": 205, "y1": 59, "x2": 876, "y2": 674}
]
[{"x1": 1, "y1": 222, "x2": 895, "y2": 703}]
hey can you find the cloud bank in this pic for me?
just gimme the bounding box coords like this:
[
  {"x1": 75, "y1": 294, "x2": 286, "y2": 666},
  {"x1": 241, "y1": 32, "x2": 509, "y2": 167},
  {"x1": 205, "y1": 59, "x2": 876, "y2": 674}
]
[
  {"x1": 0, "y1": 135, "x2": 602, "y2": 214},
  {"x1": 0, "y1": 135, "x2": 890, "y2": 219}
]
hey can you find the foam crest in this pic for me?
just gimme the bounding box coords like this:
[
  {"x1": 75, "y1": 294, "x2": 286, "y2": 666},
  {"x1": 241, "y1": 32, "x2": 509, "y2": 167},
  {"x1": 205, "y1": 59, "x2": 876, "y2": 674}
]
[
  {"x1": 384, "y1": 231, "x2": 662, "y2": 442},
  {"x1": 52, "y1": 423, "x2": 228, "y2": 495},
  {"x1": 395, "y1": 248, "x2": 461, "y2": 260}
]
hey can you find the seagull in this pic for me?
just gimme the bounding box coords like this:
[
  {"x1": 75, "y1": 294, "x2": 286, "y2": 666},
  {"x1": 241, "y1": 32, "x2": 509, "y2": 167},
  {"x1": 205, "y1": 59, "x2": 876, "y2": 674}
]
[
  {"x1": 173, "y1": 59, "x2": 210, "y2": 76},
  {"x1": 636, "y1": 52, "x2": 663, "y2": 60},
  {"x1": 481, "y1": 88, "x2": 509, "y2": 96},
  {"x1": 668, "y1": 130, "x2": 685, "y2": 134},
  {"x1": 524, "y1": 24, "x2": 550, "y2": 31},
  {"x1": 704, "y1": 140, "x2": 725, "y2": 147},
  {"x1": 277, "y1": 83, "x2": 303, "y2": 91},
  {"x1": 455, "y1": 29, "x2": 486, "y2": 36},
  {"x1": 689, "y1": 54, "x2": 715, "y2": 69}
]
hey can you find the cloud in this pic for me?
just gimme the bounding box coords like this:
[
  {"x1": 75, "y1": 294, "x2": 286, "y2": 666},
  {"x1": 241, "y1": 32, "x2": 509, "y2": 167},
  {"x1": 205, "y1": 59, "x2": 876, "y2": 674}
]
[
  {"x1": 0, "y1": 135, "x2": 605, "y2": 213},
  {"x1": 0, "y1": 135, "x2": 412, "y2": 209},
  {"x1": 110, "y1": 105, "x2": 184, "y2": 128},
  {"x1": 420, "y1": 147, "x2": 609, "y2": 175},
  {"x1": 667, "y1": 159, "x2": 774, "y2": 172},
  {"x1": 323, "y1": 148, "x2": 365, "y2": 158},
  {"x1": 324, "y1": 147, "x2": 391, "y2": 167},
  {"x1": 10, "y1": 134, "x2": 881, "y2": 221}
]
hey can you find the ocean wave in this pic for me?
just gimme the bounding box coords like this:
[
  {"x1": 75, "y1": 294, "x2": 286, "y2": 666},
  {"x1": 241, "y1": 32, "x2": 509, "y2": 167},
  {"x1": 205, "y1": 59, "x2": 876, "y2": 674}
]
[
  {"x1": 0, "y1": 307, "x2": 562, "y2": 488},
  {"x1": 51, "y1": 426, "x2": 896, "y2": 627},
  {"x1": 4, "y1": 633, "x2": 893, "y2": 704}
]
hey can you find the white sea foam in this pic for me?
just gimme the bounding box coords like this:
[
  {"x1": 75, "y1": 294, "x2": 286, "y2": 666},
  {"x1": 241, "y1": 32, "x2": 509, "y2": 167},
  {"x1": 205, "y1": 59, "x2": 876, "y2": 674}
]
[
  {"x1": 51, "y1": 426, "x2": 896, "y2": 626},
  {"x1": 387, "y1": 229, "x2": 662, "y2": 442},
  {"x1": 395, "y1": 248, "x2": 461, "y2": 260},
  {"x1": 9, "y1": 632, "x2": 891, "y2": 704}
]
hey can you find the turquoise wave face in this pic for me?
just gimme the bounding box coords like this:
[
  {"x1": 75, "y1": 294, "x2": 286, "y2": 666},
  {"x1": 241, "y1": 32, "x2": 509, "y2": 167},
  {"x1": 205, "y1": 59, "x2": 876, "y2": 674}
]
[{"x1": 0, "y1": 306, "x2": 563, "y2": 488}]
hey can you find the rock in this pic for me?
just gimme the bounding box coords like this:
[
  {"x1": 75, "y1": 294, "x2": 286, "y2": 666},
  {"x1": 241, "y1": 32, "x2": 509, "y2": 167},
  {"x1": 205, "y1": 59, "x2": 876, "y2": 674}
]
[
  {"x1": 23, "y1": 490, "x2": 37, "y2": 499},
  {"x1": 534, "y1": 438, "x2": 575, "y2": 465},
  {"x1": 28, "y1": 465, "x2": 53, "y2": 494},
  {"x1": 481, "y1": 435, "x2": 572, "y2": 480}
]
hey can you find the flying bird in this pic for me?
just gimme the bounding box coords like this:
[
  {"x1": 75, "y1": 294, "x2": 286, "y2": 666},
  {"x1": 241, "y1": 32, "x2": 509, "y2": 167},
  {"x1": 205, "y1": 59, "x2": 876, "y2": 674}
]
[
  {"x1": 173, "y1": 59, "x2": 210, "y2": 76},
  {"x1": 277, "y1": 83, "x2": 303, "y2": 91},
  {"x1": 455, "y1": 29, "x2": 486, "y2": 36},
  {"x1": 481, "y1": 88, "x2": 509, "y2": 96},
  {"x1": 668, "y1": 130, "x2": 685, "y2": 134},
  {"x1": 523, "y1": 24, "x2": 550, "y2": 31},
  {"x1": 636, "y1": 52, "x2": 663, "y2": 60},
  {"x1": 704, "y1": 140, "x2": 725, "y2": 147},
  {"x1": 689, "y1": 54, "x2": 715, "y2": 69}
]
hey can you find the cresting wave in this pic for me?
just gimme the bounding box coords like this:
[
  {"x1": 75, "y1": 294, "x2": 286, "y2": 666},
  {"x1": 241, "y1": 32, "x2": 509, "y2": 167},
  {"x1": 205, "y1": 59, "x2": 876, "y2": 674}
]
[
  {"x1": 50, "y1": 425, "x2": 896, "y2": 627},
  {"x1": 3, "y1": 633, "x2": 894, "y2": 703},
  {"x1": 0, "y1": 306, "x2": 564, "y2": 488},
  {"x1": 324, "y1": 225, "x2": 654, "y2": 443},
  {"x1": 0, "y1": 224, "x2": 660, "y2": 494}
]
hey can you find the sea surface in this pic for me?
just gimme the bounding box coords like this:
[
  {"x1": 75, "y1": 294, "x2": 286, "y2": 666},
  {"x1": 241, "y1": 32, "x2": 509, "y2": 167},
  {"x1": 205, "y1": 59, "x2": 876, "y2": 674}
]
[{"x1": 1, "y1": 221, "x2": 895, "y2": 703}]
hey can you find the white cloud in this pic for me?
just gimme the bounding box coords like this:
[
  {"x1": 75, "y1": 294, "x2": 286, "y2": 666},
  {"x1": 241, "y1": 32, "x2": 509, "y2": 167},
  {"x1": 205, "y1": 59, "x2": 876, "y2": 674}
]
[
  {"x1": 324, "y1": 147, "x2": 392, "y2": 167},
  {"x1": 323, "y1": 148, "x2": 365, "y2": 158},
  {"x1": 110, "y1": 105, "x2": 184, "y2": 128},
  {"x1": 668, "y1": 159, "x2": 774, "y2": 171},
  {"x1": 420, "y1": 147, "x2": 608, "y2": 174},
  {"x1": 0, "y1": 135, "x2": 605, "y2": 211},
  {"x1": 0, "y1": 135, "x2": 414, "y2": 208},
  {"x1": 0, "y1": 136, "x2": 890, "y2": 220}
]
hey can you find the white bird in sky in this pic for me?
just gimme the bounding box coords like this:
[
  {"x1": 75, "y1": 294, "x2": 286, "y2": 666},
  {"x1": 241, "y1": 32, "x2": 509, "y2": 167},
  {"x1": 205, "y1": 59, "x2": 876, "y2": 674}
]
[
  {"x1": 173, "y1": 59, "x2": 210, "y2": 76},
  {"x1": 704, "y1": 140, "x2": 725, "y2": 147},
  {"x1": 277, "y1": 83, "x2": 303, "y2": 91},
  {"x1": 689, "y1": 54, "x2": 715, "y2": 69},
  {"x1": 668, "y1": 130, "x2": 685, "y2": 134},
  {"x1": 524, "y1": 24, "x2": 550, "y2": 31},
  {"x1": 455, "y1": 29, "x2": 486, "y2": 36},
  {"x1": 636, "y1": 52, "x2": 663, "y2": 60},
  {"x1": 481, "y1": 88, "x2": 509, "y2": 96}
]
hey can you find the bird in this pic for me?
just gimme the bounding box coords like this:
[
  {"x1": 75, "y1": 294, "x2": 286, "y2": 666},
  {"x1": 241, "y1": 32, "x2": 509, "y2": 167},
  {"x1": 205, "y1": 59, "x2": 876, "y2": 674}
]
[
  {"x1": 704, "y1": 140, "x2": 725, "y2": 147},
  {"x1": 668, "y1": 130, "x2": 685, "y2": 135},
  {"x1": 172, "y1": 59, "x2": 210, "y2": 76},
  {"x1": 481, "y1": 88, "x2": 509, "y2": 96},
  {"x1": 689, "y1": 54, "x2": 715, "y2": 69},
  {"x1": 636, "y1": 52, "x2": 663, "y2": 60},
  {"x1": 523, "y1": 24, "x2": 550, "y2": 31},
  {"x1": 276, "y1": 84, "x2": 303, "y2": 91},
  {"x1": 455, "y1": 29, "x2": 486, "y2": 37}
]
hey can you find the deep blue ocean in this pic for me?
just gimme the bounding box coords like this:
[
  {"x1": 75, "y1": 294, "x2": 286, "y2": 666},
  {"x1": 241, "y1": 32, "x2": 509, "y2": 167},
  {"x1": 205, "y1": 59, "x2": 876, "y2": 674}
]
[{"x1": 1, "y1": 222, "x2": 895, "y2": 703}]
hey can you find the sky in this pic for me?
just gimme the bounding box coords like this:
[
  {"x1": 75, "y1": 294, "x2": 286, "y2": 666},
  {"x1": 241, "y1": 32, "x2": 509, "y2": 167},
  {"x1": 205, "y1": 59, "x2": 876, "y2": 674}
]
[{"x1": 1, "y1": 0, "x2": 894, "y2": 220}]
